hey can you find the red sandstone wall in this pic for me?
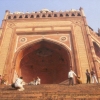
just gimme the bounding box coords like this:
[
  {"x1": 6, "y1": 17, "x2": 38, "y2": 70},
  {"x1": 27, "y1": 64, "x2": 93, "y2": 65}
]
[{"x1": 0, "y1": 9, "x2": 97, "y2": 84}]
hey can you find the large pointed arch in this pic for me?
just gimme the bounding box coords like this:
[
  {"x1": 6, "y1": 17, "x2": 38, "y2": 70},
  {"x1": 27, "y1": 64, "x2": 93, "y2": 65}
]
[
  {"x1": 12, "y1": 38, "x2": 72, "y2": 84},
  {"x1": 13, "y1": 38, "x2": 72, "y2": 65}
]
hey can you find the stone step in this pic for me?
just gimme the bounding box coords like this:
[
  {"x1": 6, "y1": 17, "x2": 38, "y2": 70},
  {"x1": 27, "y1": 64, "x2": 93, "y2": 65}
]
[{"x1": 0, "y1": 84, "x2": 100, "y2": 100}]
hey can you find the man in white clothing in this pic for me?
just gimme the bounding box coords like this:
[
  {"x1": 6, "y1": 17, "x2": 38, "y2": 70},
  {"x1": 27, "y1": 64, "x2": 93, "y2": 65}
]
[
  {"x1": 36, "y1": 76, "x2": 41, "y2": 85},
  {"x1": 15, "y1": 77, "x2": 24, "y2": 91},
  {"x1": 91, "y1": 68, "x2": 98, "y2": 83},
  {"x1": 68, "y1": 68, "x2": 77, "y2": 85}
]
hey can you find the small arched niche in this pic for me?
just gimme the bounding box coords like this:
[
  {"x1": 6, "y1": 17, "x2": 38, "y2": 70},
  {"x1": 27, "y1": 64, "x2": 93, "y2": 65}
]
[{"x1": 93, "y1": 42, "x2": 100, "y2": 58}]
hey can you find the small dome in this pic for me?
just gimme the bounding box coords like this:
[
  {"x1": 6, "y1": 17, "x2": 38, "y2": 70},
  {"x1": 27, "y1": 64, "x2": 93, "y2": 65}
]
[{"x1": 40, "y1": 9, "x2": 50, "y2": 12}]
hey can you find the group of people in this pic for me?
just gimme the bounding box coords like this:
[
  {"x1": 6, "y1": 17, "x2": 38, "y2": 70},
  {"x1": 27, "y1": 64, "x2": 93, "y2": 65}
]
[
  {"x1": 28, "y1": 77, "x2": 41, "y2": 85},
  {"x1": 68, "y1": 67, "x2": 98, "y2": 86},
  {"x1": 0, "y1": 68, "x2": 99, "y2": 91},
  {"x1": 12, "y1": 76, "x2": 41, "y2": 91},
  {"x1": 86, "y1": 68, "x2": 98, "y2": 84}
]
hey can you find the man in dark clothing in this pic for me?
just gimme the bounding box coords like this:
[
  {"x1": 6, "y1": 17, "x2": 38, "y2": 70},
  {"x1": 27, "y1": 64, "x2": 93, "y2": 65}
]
[{"x1": 86, "y1": 69, "x2": 90, "y2": 84}]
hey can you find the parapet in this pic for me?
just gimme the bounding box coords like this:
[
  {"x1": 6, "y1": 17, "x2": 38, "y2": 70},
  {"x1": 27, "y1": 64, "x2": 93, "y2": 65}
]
[{"x1": 4, "y1": 7, "x2": 85, "y2": 20}]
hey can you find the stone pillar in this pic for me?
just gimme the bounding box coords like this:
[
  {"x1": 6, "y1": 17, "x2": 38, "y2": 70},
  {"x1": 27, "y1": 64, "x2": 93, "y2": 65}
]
[
  {"x1": 74, "y1": 25, "x2": 90, "y2": 83},
  {"x1": 4, "y1": 10, "x2": 10, "y2": 19},
  {"x1": 0, "y1": 22, "x2": 15, "y2": 84},
  {"x1": 80, "y1": 7, "x2": 85, "y2": 17}
]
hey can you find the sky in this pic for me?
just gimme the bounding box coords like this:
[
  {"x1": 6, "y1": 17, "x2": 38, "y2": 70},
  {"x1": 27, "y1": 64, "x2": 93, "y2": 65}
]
[{"x1": 0, "y1": 0, "x2": 100, "y2": 32}]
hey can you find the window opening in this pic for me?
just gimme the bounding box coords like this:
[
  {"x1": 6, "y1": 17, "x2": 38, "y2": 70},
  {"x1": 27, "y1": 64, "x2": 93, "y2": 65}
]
[
  {"x1": 54, "y1": 14, "x2": 57, "y2": 17},
  {"x1": 13, "y1": 16, "x2": 16, "y2": 19},
  {"x1": 77, "y1": 13, "x2": 81, "y2": 16},
  {"x1": 42, "y1": 15, "x2": 46, "y2": 17},
  {"x1": 36, "y1": 15, "x2": 40, "y2": 18},
  {"x1": 30, "y1": 15, "x2": 34, "y2": 18},
  {"x1": 72, "y1": 13, "x2": 75, "y2": 16},
  {"x1": 19, "y1": 15, "x2": 22, "y2": 18},
  {"x1": 48, "y1": 14, "x2": 51, "y2": 17},
  {"x1": 66, "y1": 14, "x2": 69, "y2": 16},
  {"x1": 60, "y1": 14, "x2": 63, "y2": 17},
  {"x1": 8, "y1": 16, "x2": 11, "y2": 19},
  {"x1": 25, "y1": 15, "x2": 28, "y2": 18}
]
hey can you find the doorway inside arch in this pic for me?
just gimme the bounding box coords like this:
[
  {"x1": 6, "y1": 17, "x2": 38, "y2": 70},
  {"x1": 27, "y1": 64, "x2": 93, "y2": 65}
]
[{"x1": 15, "y1": 40, "x2": 71, "y2": 84}]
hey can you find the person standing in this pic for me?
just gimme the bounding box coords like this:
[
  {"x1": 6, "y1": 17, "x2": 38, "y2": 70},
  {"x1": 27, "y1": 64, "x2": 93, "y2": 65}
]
[
  {"x1": 68, "y1": 68, "x2": 77, "y2": 85},
  {"x1": 91, "y1": 68, "x2": 98, "y2": 83},
  {"x1": 86, "y1": 69, "x2": 90, "y2": 84},
  {"x1": 36, "y1": 76, "x2": 41, "y2": 85}
]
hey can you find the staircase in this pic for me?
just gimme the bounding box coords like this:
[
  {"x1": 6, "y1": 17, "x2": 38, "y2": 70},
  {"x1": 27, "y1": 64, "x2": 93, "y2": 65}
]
[{"x1": 0, "y1": 84, "x2": 100, "y2": 100}]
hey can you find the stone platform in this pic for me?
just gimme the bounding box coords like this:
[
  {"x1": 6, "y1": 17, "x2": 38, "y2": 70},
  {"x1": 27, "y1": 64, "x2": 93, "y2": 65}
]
[{"x1": 0, "y1": 84, "x2": 100, "y2": 100}]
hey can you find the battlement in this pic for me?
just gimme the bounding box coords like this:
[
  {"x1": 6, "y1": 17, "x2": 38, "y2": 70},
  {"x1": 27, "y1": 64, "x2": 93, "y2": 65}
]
[{"x1": 4, "y1": 7, "x2": 85, "y2": 20}]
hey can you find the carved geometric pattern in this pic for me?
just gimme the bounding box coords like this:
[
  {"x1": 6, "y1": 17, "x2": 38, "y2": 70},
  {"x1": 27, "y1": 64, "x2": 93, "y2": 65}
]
[
  {"x1": 60, "y1": 36, "x2": 67, "y2": 42},
  {"x1": 7, "y1": 22, "x2": 16, "y2": 28},
  {"x1": 19, "y1": 37, "x2": 27, "y2": 43},
  {"x1": 71, "y1": 20, "x2": 83, "y2": 26}
]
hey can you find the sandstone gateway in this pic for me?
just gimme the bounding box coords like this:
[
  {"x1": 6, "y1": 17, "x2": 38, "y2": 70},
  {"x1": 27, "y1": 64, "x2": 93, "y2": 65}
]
[{"x1": 0, "y1": 8, "x2": 100, "y2": 84}]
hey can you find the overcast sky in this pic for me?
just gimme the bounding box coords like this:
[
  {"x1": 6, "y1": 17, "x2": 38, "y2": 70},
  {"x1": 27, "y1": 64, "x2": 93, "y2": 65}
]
[{"x1": 0, "y1": 0, "x2": 100, "y2": 32}]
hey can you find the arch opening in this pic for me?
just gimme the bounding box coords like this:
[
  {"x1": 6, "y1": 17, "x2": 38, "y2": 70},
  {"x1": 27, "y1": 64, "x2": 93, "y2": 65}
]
[
  {"x1": 93, "y1": 42, "x2": 100, "y2": 58},
  {"x1": 15, "y1": 40, "x2": 71, "y2": 84}
]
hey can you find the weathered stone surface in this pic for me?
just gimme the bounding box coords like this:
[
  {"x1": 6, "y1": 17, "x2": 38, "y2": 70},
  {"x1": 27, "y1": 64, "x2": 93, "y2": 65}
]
[{"x1": 0, "y1": 84, "x2": 100, "y2": 100}]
